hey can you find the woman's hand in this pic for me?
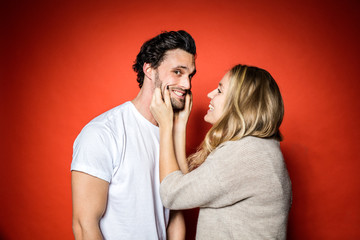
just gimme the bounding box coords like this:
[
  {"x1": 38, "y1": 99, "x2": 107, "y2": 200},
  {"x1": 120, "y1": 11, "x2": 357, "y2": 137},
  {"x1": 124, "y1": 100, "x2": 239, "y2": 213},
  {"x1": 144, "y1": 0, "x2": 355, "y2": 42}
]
[
  {"x1": 174, "y1": 91, "x2": 192, "y2": 131},
  {"x1": 150, "y1": 86, "x2": 174, "y2": 128}
]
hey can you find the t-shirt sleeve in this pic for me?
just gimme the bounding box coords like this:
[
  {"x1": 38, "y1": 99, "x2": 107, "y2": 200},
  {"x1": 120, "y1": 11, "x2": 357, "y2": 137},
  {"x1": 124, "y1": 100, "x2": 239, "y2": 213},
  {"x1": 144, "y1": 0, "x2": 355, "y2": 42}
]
[
  {"x1": 71, "y1": 124, "x2": 117, "y2": 183},
  {"x1": 160, "y1": 139, "x2": 272, "y2": 209}
]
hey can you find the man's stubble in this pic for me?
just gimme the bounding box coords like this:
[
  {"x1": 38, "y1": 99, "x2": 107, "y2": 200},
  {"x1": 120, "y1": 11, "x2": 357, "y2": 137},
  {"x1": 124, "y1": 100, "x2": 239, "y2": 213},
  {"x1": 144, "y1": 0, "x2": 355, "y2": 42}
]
[{"x1": 154, "y1": 71, "x2": 185, "y2": 112}]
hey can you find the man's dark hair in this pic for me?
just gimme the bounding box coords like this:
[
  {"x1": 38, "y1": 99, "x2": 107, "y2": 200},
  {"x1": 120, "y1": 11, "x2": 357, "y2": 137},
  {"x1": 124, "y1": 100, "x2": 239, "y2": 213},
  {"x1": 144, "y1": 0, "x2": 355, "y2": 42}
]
[{"x1": 132, "y1": 30, "x2": 196, "y2": 88}]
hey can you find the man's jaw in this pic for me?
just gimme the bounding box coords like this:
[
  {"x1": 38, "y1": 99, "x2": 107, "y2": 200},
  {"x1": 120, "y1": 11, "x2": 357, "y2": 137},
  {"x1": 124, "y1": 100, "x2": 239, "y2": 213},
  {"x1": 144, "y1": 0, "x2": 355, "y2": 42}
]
[
  {"x1": 170, "y1": 95, "x2": 186, "y2": 111},
  {"x1": 167, "y1": 86, "x2": 190, "y2": 111}
]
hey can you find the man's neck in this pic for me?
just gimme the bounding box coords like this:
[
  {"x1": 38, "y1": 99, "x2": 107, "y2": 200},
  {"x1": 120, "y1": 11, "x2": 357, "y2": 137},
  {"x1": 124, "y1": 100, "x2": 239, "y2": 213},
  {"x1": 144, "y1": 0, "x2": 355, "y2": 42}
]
[{"x1": 131, "y1": 86, "x2": 158, "y2": 126}]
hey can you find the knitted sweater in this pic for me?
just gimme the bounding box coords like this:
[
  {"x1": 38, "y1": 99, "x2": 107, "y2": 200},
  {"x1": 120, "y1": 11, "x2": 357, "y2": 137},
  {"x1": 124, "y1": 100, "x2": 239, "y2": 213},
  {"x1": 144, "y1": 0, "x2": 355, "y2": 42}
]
[{"x1": 160, "y1": 136, "x2": 292, "y2": 239}]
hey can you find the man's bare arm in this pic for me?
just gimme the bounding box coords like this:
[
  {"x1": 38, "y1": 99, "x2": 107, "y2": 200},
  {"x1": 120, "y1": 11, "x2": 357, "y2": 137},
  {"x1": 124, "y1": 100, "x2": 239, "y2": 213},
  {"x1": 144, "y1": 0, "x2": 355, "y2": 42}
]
[{"x1": 72, "y1": 171, "x2": 109, "y2": 240}]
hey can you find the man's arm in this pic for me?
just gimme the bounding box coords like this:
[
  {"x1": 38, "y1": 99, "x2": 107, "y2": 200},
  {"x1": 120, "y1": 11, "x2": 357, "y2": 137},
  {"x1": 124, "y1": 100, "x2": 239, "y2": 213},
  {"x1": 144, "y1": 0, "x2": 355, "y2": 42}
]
[
  {"x1": 167, "y1": 210, "x2": 186, "y2": 240},
  {"x1": 71, "y1": 171, "x2": 109, "y2": 240}
]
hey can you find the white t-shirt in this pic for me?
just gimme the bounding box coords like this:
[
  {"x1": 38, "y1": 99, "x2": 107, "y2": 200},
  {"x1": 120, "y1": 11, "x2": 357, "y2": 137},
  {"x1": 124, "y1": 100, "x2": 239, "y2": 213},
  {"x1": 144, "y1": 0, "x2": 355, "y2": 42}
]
[{"x1": 71, "y1": 101, "x2": 169, "y2": 239}]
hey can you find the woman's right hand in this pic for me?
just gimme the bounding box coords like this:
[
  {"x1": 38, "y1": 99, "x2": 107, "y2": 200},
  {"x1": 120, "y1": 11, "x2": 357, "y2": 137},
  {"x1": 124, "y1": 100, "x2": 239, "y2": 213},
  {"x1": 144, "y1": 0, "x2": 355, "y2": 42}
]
[{"x1": 150, "y1": 87, "x2": 174, "y2": 128}]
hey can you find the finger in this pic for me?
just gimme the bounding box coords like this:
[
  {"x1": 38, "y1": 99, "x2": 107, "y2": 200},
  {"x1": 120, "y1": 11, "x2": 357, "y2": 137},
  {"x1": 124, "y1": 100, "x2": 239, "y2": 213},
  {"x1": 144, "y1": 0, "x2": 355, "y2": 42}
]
[
  {"x1": 150, "y1": 89, "x2": 158, "y2": 111},
  {"x1": 185, "y1": 90, "x2": 193, "y2": 111},
  {"x1": 164, "y1": 86, "x2": 171, "y2": 107},
  {"x1": 154, "y1": 87, "x2": 163, "y2": 103},
  {"x1": 151, "y1": 87, "x2": 161, "y2": 110}
]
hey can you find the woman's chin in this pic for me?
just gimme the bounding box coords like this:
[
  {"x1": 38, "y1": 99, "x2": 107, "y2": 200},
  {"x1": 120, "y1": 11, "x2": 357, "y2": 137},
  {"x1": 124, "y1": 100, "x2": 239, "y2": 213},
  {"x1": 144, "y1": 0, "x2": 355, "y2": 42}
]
[{"x1": 204, "y1": 114, "x2": 213, "y2": 125}]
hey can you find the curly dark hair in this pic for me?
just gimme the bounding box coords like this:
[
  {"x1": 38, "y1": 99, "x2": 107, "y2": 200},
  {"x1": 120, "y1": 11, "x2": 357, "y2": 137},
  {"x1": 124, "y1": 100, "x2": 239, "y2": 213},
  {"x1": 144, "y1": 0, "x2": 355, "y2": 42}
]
[{"x1": 132, "y1": 30, "x2": 196, "y2": 88}]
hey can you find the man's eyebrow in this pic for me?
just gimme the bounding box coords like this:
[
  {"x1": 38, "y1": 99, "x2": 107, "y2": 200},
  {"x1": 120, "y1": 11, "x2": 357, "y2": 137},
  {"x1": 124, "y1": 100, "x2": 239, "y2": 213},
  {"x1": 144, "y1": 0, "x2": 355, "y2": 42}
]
[
  {"x1": 172, "y1": 66, "x2": 197, "y2": 76},
  {"x1": 173, "y1": 65, "x2": 188, "y2": 70}
]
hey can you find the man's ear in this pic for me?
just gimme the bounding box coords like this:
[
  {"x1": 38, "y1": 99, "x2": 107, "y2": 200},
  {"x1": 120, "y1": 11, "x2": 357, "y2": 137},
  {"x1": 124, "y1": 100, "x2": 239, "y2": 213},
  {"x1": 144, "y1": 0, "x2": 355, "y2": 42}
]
[{"x1": 143, "y1": 63, "x2": 154, "y2": 80}]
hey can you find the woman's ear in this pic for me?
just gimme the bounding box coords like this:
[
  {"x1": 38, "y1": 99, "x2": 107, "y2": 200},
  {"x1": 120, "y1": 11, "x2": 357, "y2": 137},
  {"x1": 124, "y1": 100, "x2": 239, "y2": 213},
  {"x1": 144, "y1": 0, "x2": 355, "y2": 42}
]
[{"x1": 143, "y1": 63, "x2": 154, "y2": 80}]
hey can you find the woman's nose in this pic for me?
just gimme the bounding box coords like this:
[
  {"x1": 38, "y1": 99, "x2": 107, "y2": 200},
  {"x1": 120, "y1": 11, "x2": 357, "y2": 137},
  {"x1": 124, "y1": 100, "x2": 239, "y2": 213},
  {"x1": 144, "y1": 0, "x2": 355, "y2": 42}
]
[{"x1": 207, "y1": 89, "x2": 216, "y2": 99}]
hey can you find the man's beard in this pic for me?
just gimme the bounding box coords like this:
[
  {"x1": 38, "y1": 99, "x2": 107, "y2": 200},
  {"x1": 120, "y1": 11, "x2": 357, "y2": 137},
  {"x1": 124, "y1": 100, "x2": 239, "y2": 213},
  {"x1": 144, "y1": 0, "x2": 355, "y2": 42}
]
[{"x1": 155, "y1": 72, "x2": 186, "y2": 111}]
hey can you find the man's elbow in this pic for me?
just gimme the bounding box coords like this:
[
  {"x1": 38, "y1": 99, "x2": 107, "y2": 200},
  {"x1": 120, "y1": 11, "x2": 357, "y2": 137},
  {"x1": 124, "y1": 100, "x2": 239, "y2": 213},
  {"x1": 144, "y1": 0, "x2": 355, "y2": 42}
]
[
  {"x1": 72, "y1": 216, "x2": 103, "y2": 240},
  {"x1": 72, "y1": 218, "x2": 83, "y2": 239}
]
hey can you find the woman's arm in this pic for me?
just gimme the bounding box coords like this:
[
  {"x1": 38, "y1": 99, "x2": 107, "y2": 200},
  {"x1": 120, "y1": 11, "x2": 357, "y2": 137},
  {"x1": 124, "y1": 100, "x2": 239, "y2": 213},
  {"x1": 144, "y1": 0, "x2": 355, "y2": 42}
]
[
  {"x1": 150, "y1": 87, "x2": 179, "y2": 182},
  {"x1": 151, "y1": 88, "x2": 190, "y2": 239},
  {"x1": 167, "y1": 210, "x2": 186, "y2": 240},
  {"x1": 160, "y1": 139, "x2": 270, "y2": 210},
  {"x1": 172, "y1": 92, "x2": 192, "y2": 174},
  {"x1": 150, "y1": 86, "x2": 192, "y2": 178}
]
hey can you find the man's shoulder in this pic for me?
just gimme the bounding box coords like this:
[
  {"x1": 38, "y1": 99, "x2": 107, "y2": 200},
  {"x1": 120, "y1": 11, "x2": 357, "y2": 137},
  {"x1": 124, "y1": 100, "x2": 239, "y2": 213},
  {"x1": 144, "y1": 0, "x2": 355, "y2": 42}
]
[
  {"x1": 84, "y1": 101, "x2": 134, "y2": 127},
  {"x1": 93, "y1": 101, "x2": 132, "y2": 120},
  {"x1": 76, "y1": 102, "x2": 133, "y2": 138}
]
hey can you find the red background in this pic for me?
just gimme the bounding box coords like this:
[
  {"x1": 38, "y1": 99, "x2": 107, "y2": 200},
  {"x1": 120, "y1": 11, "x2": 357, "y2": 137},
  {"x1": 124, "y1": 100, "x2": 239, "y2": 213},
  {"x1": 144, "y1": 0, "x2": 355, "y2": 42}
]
[{"x1": 1, "y1": 0, "x2": 359, "y2": 239}]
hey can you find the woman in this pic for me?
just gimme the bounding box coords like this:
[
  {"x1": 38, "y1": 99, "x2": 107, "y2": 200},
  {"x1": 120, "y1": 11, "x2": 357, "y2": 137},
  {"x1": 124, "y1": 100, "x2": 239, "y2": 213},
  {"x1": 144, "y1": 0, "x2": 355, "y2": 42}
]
[{"x1": 150, "y1": 64, "x2": 292, "y2": 239}]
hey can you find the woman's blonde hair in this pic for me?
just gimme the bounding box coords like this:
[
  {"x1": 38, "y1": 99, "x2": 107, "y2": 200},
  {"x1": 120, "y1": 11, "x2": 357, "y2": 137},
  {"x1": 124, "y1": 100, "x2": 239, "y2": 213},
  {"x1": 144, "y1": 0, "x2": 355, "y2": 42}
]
[{"x1": 188, "y1": 64, "x2": 284, "y2": 171}]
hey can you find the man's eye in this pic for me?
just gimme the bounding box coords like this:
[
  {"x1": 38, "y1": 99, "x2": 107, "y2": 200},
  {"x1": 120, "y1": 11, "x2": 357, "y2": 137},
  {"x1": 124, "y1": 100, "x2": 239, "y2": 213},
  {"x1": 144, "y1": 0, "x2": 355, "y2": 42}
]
[{"x1": 174, "y1": 70, "x2": 181, "y2": 75}]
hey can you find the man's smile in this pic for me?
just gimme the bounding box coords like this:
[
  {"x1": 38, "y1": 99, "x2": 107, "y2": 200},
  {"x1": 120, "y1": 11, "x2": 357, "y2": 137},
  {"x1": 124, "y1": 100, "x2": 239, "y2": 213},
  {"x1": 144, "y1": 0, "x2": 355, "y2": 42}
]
[{"x1": 169, "y1": 87, "x2": 188, "y2": 99}]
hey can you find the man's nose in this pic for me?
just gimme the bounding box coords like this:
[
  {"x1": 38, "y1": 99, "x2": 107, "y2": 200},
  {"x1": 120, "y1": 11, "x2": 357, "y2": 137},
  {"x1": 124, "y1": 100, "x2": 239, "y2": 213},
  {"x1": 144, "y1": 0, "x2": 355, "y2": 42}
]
[{"x1": 180, "y1": 76, "x2": 191, "y2": 89}]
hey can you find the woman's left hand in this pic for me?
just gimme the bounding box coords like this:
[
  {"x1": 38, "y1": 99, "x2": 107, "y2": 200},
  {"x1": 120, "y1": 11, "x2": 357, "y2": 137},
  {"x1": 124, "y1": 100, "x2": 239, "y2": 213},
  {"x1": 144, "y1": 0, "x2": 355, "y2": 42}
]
[
  {"x1": 174, "y1": 91, "x2": 192, "y2": 130},
  {"x1": 150, "y1": 86, "x2": 174, "y2": 128}
]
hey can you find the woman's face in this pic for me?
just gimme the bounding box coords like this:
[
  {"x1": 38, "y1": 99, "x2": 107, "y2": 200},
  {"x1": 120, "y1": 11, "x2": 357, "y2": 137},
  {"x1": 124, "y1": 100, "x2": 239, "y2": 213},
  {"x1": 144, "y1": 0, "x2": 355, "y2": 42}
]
[{"x1": 204, "y1": 72, "x2": 230, "y2": 125}]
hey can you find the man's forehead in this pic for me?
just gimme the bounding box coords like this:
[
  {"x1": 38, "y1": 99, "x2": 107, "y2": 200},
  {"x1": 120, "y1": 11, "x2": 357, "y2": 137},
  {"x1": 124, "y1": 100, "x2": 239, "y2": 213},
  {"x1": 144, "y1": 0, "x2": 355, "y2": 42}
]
[{"x1": 162, "y1": 49, "x2": 195, "y2": 69}]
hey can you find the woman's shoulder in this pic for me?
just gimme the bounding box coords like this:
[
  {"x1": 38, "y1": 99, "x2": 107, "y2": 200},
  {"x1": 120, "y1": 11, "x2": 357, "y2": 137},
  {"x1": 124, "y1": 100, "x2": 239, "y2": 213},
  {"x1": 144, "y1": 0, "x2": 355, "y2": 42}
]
[
  {"x1": 207, "y1": 137, "x2": 282, "y2": 165},
  {"x1": 218, "y1": 136, "x2": 280, "y2": 152}
]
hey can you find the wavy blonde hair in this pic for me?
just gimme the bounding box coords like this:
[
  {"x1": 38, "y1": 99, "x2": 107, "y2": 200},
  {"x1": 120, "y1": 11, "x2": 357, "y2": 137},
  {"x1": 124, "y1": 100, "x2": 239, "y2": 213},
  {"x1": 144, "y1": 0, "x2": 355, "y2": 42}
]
[{"x1": 188, "y1": 64, "x2": 284, "y2": 171}]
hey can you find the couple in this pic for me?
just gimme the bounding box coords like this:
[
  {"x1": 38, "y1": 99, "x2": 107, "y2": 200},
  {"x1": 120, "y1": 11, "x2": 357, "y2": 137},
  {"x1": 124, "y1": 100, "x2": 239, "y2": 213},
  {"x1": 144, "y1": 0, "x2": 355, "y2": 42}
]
[{"x1": 71, "y1": 30, "x2": 292, "y2": 239}]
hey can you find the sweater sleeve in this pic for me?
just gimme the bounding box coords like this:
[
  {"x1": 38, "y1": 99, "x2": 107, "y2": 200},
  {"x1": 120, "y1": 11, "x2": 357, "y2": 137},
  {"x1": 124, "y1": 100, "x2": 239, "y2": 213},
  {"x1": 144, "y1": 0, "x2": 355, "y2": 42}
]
[{"x1": 160, "y1": 137, "x2": 282, "y2": 210}]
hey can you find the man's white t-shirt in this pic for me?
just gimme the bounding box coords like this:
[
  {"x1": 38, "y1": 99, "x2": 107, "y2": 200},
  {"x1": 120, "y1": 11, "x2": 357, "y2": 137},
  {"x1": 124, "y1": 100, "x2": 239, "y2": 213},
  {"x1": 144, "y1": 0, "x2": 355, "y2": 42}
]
[{"x1": 71, "y1": 101, "x2": 169, "y2": 239}]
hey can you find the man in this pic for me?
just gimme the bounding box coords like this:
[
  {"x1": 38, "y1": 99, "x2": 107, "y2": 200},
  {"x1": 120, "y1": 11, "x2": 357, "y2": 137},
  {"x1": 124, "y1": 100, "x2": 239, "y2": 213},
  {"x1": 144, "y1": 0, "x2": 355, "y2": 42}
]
[{"x1": 71, "y1": 30, "x2": 196, "y2": 239}]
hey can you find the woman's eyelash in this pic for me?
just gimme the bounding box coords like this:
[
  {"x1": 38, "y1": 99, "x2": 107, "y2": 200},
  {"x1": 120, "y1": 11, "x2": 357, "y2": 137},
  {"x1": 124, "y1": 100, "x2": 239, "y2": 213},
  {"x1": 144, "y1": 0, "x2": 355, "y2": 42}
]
[{"x1": 217, "y1": 88, "x2": 221, "y2": 93}]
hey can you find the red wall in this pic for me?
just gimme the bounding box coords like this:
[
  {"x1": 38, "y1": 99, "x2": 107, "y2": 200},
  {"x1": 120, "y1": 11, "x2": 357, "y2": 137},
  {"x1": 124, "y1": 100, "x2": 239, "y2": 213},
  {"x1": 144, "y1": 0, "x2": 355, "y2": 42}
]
[{"x1": 1, "y1": 0, "x2": 359, "y2": 239}]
